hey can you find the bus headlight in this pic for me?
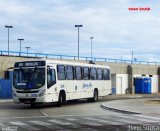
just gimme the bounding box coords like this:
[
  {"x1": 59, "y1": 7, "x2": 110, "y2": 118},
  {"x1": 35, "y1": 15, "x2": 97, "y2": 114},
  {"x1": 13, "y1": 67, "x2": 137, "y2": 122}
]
[
  {"x1": 39, "y1": 89, "x2": 46, "y2": 97},
  {"x1": 12, "y1": 91, "x2": 17, "y2": 97}
]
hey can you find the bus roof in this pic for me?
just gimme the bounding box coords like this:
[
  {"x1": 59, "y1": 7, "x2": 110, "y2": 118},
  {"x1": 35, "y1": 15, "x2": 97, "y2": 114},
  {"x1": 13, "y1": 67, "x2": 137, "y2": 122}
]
[{"x1": 14, "y1": 59, "x2": 110, "y2": 69}]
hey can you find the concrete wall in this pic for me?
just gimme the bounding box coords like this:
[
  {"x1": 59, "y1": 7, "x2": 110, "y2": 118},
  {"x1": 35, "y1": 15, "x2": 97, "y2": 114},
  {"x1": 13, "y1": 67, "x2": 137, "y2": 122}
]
[
  {"x1": 98, "y1": 62, "x2": 128, "y2": 74},
  {"x1": 129, "y1": 64, "x2": 158, "y2": 75},
  {"x1": 0, "y1": 56, "x2": 38, "y2": 78},
  {"x1": 0, "y1": 56, "x2": 159, "y2": 94}
]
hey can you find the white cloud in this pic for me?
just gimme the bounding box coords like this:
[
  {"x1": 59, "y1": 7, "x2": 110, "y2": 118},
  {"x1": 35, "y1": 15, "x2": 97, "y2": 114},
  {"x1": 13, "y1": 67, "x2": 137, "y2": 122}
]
[{"x1": 0, "y1": 0, "x2": 160, "y2": 62}]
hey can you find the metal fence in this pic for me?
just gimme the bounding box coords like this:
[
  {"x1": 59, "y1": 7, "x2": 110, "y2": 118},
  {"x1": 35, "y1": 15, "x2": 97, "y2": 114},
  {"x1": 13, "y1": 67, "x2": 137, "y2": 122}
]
[{"x1": 0, "y1": 50, "x2": 159, "y2": 65}]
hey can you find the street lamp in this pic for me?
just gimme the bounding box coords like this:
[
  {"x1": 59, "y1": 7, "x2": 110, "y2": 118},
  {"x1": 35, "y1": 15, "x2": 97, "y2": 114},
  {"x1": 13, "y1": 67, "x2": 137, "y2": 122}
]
[
  {"x1": 75, "y1": 24, "x2": 83, "y2": 60},
  {"x1": 17, "y1": 39, "x2": 24, "y2": 56},
  {"x1": 90, "y1": 37, "x2": 94, "y2": 60},
  {"x1": 25, "y1": 47, "x2": 30, "y2": 57},
  {"x1": 132, "y1": 51, "x2": 133, "y2": 63},
  {"x1": 5, "y1": 25, "x2": 13, "y2": 55}
]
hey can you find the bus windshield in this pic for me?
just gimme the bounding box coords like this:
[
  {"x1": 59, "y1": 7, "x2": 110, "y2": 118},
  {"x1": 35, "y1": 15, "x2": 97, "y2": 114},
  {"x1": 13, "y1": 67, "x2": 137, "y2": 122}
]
[{"x1": 13, "y1": 68, "x2": 45, "y2": 90}]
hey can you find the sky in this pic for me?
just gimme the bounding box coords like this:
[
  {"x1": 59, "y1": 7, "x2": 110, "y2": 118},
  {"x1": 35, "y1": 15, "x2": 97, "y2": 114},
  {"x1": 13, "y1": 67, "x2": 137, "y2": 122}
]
[{"x1": 0, "y1": 0, "x2": 160, "y2": 62}]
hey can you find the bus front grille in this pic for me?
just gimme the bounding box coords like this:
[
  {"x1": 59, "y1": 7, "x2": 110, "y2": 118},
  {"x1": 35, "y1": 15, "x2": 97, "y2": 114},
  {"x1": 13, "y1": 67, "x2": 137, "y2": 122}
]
[
  {"x1": 18, "y1": 98, "x2": 36, "y2": 103},
  {"x1": 16, "y1": 90, "x2": 39, "y2": 93}
]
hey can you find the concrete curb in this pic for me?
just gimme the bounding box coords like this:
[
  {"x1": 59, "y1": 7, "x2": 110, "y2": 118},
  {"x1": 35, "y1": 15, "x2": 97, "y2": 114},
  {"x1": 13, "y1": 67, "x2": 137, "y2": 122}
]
[
  {"x1": 100, "y1": 103, "x2": 141, "y2": 115},
  {"x1": 103, "y1": 95, "x2": 160, "y2": 101},
  {"x1": 0, "y1": 99, "x2": 12, "y2": 103}
]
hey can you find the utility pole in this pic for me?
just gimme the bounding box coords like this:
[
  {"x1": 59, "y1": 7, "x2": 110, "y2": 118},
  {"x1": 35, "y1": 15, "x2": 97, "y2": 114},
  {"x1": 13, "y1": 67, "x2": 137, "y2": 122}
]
[
  {"x1": 5, "y1": 25, "x2": 13, "y2": 55},
  {"x1": 18, "y1": 39, "x2": 24, "y2": 56},
  {"x1": 90, "y1": 37, "x2": 94, "y2": 60},
  {"x1": 75, "y1": 25, "x2": 83, "y2": 60},
  {"x1": 25, "y1": 47, "x2": 30, "y2": 57}
]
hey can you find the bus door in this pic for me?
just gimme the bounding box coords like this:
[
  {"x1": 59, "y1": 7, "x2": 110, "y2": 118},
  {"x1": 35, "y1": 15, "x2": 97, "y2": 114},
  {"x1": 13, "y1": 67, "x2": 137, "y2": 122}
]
[{"x1": 47, "y1": 66, "x2": 57, "y2": 101}]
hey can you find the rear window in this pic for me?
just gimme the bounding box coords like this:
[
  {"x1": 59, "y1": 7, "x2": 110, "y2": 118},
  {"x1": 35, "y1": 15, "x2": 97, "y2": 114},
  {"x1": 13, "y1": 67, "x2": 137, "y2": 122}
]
[{"x1": 103, "y1": 69, "x2": 110, "y2": 80}]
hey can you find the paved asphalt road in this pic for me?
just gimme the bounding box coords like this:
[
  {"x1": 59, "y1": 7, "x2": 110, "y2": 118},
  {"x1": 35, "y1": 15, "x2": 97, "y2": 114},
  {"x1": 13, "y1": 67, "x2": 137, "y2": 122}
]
[{"x1": 0, "y1": 99, "x2": 160, "y2": 131}]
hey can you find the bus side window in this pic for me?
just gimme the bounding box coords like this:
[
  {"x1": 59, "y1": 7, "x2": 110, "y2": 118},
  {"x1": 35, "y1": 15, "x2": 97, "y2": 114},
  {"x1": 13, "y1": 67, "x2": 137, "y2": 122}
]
[
  {"x1": 57, "y1": 65, "x2": 66, "y2": 80},
  {"x1": 103, "y1": 69, "x2": 110, "y2": 80},
  {"x1": 83, "y1": 67, "x2": 90, "y2": 80},
  {"x1": 107, "y1": 69, "x2": 110, "y2": 80},
  {"x1": 66, "y1": 65, "x2": 74, "y2": 80},
  {"x1": 75, "y1": 66, "x2": 82, "y2": 80},
  {"x1": 47, "y1": 69, "x2": 56, "y2": 88},
  {"x1": 90, "y1": 68, "x2": 97, "y2": 80},
  {"x1": 97, "y1": 68, "x2": 103, "y2": 80}
]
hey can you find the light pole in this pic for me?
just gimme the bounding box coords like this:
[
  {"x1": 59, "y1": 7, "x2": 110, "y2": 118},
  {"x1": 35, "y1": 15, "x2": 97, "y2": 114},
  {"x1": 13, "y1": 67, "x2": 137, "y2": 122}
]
[
  {"x1": 90, "y1": 37, "x2": 94, "y2": 60},
  {"x1": 18, "y1": 39, "x2": 24, "y2": 56},
  {"x1": 132, "y1": 51, "x2": 133, "y2": 63},
  {"x1": 75, "y1": 25, "x2": 83, "y2": 60},
  {"x1": 5, "y1": 25, "x2": 13, "y2": 55},
  {"x1": 121, "y1": 56, "x2": 122, "y2": 63},
  {"x1": 25, "y1": 47, "x2": 30, "y2": 57}
]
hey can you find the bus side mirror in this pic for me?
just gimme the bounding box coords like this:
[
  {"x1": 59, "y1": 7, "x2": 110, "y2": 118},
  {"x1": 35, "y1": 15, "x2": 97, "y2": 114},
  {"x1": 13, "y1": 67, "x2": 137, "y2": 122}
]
[{"x1": 4, "y1": 71, "x2": 10, "y2": 79}]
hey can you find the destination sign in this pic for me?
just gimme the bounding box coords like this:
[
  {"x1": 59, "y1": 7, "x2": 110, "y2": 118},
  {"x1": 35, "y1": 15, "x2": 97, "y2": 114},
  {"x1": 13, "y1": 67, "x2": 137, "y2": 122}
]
[{"x1": 14, "y1": 61, "x2": 46, "y2": 67}]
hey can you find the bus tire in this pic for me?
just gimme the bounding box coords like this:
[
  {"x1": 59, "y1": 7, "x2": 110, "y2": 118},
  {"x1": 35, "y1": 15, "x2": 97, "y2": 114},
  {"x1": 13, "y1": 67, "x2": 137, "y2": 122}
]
[
  {"x1": 92, "y1": 89, "x2": 98, "y2": 102},
  {"x1": 57, "y1": 92, "x2": 65, "y2": 107}
]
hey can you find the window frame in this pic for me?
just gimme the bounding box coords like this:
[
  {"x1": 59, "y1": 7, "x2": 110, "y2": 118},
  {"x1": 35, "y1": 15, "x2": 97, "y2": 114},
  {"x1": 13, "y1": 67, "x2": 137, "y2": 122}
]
[
  {"x1": 83, "y1": 67, "x2": 90, "y2": 80},
  {"x1": 57, "y1": 65, "x2": 66, "y2": 80},
  {"x1": 97, "y1": 68, "x2": 103, "y2": 80},
  {"x1": 75, "y1": 66, "x2": 83, "y2": 80},
  {"x1": 66, "y1": 65, "x2": 75, "y2": 80},
  {"x1": 47, "y1": 68, "x2": 56, "y2": 89},
  {"x1": 107, "y1": 69, "x2": 110, "y2": 80},
  {"x1": 90, "y1": 67, "x2": 97, "y2": 80},
  {"x1": 103, "y1": 68, "x2": 110, "y2": 80}
]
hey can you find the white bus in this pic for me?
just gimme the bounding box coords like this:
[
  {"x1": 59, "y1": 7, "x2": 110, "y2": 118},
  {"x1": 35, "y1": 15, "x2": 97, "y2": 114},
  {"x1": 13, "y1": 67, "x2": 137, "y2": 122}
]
[{"x1": 12, "y1": 59, "x2": 111, "y2": 107}]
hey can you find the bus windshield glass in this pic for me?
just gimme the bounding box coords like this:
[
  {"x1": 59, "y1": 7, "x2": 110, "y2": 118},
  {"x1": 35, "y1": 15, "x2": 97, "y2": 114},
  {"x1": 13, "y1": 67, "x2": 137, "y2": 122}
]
[{"x1": 13, "y1": 68, "x2": 45, "y2": 90}]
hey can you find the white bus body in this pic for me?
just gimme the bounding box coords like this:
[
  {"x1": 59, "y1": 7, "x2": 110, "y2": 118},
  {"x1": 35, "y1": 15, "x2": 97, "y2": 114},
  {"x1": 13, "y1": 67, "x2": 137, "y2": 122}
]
[{"x1": 12, "y1": 59, "x2": 111, "y2": 106}]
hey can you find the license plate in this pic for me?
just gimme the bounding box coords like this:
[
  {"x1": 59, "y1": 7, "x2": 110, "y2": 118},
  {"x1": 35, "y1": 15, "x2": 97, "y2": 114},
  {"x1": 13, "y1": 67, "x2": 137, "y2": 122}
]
[{"x1": 31, "y1": 94, "x2": 37, "y2": 97}]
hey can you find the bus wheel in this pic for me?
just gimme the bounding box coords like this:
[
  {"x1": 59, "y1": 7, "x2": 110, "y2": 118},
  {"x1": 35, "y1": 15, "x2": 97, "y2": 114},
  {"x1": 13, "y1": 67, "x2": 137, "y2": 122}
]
[
  {"x1": 57, "y1": 92, "x2": 65, "y2": 107},
  {"x1": 30, "y1": 103, "x2": 36, "y2": 108},
  {"x1": 92, "y1": 89, "x2": 98, "y2": 102}
]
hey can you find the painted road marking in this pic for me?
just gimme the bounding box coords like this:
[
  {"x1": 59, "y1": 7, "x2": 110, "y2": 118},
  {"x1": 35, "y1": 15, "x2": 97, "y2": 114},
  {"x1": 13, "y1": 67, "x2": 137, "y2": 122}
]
[
  {"x1": 48, "y1": 119, "x2": 79, "y2": 128},
  {"x1": 66, "y1": 118, "x2": 78, "y2": 121},
  {"x1": 102, "y1": 116, "x2": 138, "y2": 124},
  {"x1": 29, "y1": 120, "x2": 62, "y2": 130},
  {"x1": 10, "y1": 121, "x2": 41, "y2": 130},
  {"x1": 134, "y1": 115, "x2": 160, "y2": 121},
  {"x1": 78, "y1": 120, "x2": 102, "y2": 126},
  {"x1": 0, "y1": 116, "x2": 46, "y2": 119},
  {"x1": 49, "y1": 119, "x2": 75, "y2": 125},
  {"x1": 84, "y1": 117, "x2": 121, "y2": 125},
  {"x1": 117, "y1": 115, "x2": 158, "y2": 123},
  {"x1": 30, "y1": 120, "x2": 52, "y2": 126}
]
